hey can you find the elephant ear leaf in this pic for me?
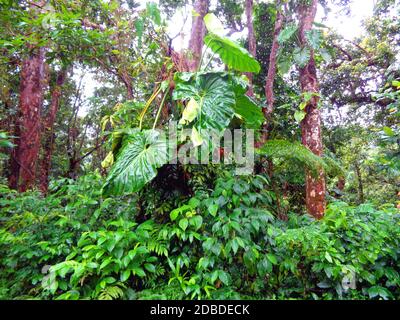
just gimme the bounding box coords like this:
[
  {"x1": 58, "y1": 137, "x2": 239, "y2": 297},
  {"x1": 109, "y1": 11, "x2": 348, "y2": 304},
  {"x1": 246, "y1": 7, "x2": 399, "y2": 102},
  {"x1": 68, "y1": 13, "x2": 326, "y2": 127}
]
[
  {"x1": 294, "y1": 46, "x2": 311, "y2": 68},
  {"x1": 102, "y1": 129, "x2": 170, "y2": 196},
  {"x1": 278, "y1": 23, "x2": 298, "y2": 44},
  {"x1": 173, "y1": 72, "x2": 236, "y2": 140},
  {"x1": 204, "y1": 33, "x2": 261, "y2": 73},
  {"x1": 204, "y1": 13, "x2": 224, "y2": 36},
  {"x1": 233, "y1": 95, "x2": 264, "y2": 129}
]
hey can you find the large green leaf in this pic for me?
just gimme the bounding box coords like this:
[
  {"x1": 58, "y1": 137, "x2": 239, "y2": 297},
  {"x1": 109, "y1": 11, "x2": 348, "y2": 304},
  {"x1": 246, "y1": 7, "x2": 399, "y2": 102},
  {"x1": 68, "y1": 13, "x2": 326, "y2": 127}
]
[
  {"x1": 173, "y1": 72, "x2": 236, "y2": 136},
  {"x1": 294, "y1": 46, "x2": 311, "y2": 67},
  {"x1": 233, "y1": 95, "x2": 264, "y2": 129},
  {"x1": 203, "y1": 13, "x2": 224, "y2": 36},
  {"x1": 305, "y1": 29, "x2": 323, "y2": 50},
  {"x1": 204, "y1": 34, "x2": 261, "y2": 73},
  {"x1": 277, "y1": 24, "x2": 298, "y2": 44},
  {"x1": 102, "y1": 129, "x2": 170, "y2": 196},
  {"x1": 277, "y1": 55, "x2": 292, "y2": 75},
  {"x1": 229, "y1": 74, "x2": 264, "y2": 129}
]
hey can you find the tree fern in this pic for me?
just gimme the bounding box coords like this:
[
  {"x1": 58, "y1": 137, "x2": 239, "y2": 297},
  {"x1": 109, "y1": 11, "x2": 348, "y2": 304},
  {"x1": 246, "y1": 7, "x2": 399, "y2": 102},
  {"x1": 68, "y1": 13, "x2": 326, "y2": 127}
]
[
  {"x1": 257, "y1": 139, "x2": 327, "y2": 175},
  {"x1": 258, "y1": 140, "x2": 344, "y2": 178},
  {"x1": 323, "y1": 150, "x2": 346, "y2": 177},
  {"x1": 97, "y1": 283, "x2": 125, "y2": 300}
]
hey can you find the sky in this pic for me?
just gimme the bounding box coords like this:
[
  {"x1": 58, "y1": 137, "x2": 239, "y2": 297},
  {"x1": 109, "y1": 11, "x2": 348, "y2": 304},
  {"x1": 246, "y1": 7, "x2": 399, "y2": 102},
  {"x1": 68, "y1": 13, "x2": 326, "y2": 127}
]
[
  {"x1": 75, "y1": 0, "x2": 377, "y2": 115},
  {"x1": 316, "y1": 0, "x2": 375, "y2": 40}
]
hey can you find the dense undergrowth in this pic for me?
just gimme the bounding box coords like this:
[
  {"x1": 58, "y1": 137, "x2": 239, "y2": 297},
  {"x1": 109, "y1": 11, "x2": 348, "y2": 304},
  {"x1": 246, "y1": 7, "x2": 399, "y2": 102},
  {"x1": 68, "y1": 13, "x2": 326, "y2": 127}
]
[{"x1": 1, "y1": 171, "x2": 399, "y2": 300}]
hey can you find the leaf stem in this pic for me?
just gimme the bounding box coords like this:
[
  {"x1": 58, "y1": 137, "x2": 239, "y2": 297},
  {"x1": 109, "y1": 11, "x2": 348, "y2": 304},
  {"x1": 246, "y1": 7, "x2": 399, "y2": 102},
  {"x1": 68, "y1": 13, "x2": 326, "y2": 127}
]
[
  {"x1": 203, "y1": 51, "x2": 216, "y2": 71},
  {"x1": 197, "y1": 37, "x2": 212, "y2": 72},
  {"x1": 139, "y1": 85, "x2": 162, "y2": 130},
  {"x1": 152, "y1": 91, "x2": 169, "y2": 129}
]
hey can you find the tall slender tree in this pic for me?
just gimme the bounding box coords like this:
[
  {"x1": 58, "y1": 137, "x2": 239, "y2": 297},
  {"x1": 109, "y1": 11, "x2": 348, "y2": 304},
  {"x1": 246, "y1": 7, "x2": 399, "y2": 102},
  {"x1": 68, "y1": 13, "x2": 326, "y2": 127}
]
[
  {"x1": 188, "y1": 0, "x2": 209, "y2": 71},
  {"x1": 264, "y1": 3, "x2": 283, "y2": 120},
  {"x1": 258, "y1": 1, "x2": 284, "y2": 146},
  {"x1": 245, "y1": 0, "x2": 256, "y2": 96},
  {"x1": 39, "y1": 67, "x2": 68, "y2": 193},
  {"x1": 297, "y1": 0, "x2": 326, "y2": 218},
  {"x1": 7, "y1": 2, "x2": 48, "y2": 191},
  {"x1": 11, "y1": 46, "x2": 47, "y2": 192}
]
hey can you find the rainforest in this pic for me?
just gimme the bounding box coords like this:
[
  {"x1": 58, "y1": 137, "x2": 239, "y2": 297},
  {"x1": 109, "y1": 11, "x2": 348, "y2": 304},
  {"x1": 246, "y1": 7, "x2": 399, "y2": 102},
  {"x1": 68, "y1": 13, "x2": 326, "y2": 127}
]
[{"x1": 0, "y1": 0, "x2": 399, "y2": 301}]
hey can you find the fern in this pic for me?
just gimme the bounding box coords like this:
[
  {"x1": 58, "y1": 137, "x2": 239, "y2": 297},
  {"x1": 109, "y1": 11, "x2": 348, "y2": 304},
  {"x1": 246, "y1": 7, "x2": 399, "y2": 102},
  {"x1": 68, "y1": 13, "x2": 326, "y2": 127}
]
[
  {"x1": 97, "y1": 283, "x2": 125, "y2": 300},
  {"x1": 323, "y1": 151, "x2": 346, "y2": 177},
  {"x1": 257, "y1": 139, "x2": 328, "y2": 175},
  {"x1": 146, "y1": 239, "x2": 169, "y2": 257}
]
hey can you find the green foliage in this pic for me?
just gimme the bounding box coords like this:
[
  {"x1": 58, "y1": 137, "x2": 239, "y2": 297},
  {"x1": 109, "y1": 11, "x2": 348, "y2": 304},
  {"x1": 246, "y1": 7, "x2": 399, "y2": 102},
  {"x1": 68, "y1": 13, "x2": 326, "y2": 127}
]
[
  {"x1": 257, "y1": 139, "x2": 327, "y2": 175},
  {"x1": 272, "y1": 202, "x2": 400, "y2": 299},
  {"x1": 293, "y1": 46, "x2": 311, "y2": 68},
  {"x1": 0, "y1": 131, "x2": 14, "y2": 149},
  {"x1": 204, "y1": 34, "x2": 261, "y2": 73},
  {"x1": 1, "y1": 171, "x2": 400, "y2": 300},
  {"x1": 0, "y1": 131, "x2": 14, "y2": 163},
  {"x1": 278, "y1": 24, "x2": 298, "y2": 44},
  {"x1": 102, "y1": 11, "x2": 264, "y2": 195},
  {"x1": 0, "y1": 174, "x2": 115, "y2": 299},
  {"x1": 47, "y1": 218, "x2": 166, "y2": 299},
  {"x1": 1, "y1": 0, "x2": 400, "y2": 303},
  {"x1": 173, "y1": 72, "x2": 236, "y2": 135},
  {"x1": 102, "y1": 130, "x2": 172, "y2": 196},
  {"x1": 305, "y1": 29, "x2": 323, "y2": 50},
  {"x1": 233, "y1": 95, "x2": 264, "y2": 129}
]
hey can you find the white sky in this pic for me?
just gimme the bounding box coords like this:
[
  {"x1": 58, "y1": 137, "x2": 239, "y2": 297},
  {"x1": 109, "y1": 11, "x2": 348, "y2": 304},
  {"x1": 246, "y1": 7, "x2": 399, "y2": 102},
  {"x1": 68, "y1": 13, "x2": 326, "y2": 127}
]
[
  {"x1": 317, "y1": 0, "x2": 375, "y2": 40},
  {"x1": 76, "y1": 0, "x2": 377, "y2": 115}
]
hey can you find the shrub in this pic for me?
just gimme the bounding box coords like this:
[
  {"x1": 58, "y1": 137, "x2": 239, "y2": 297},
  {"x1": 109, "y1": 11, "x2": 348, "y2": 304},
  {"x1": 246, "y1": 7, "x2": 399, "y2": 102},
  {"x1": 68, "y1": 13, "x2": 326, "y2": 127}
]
[{"x1": 1, "y1": 171, "x2": 399, "y2": 300}]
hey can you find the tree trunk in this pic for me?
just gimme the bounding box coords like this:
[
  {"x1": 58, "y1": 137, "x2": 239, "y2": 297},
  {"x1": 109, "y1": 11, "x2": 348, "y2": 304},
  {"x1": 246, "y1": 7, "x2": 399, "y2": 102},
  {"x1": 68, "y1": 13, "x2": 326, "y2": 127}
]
[
  {"x1": 298, "y1": 0, "x2": 326, "y2": 219},
  {"x1": 13, "y1": 47, "x2": 46, "y2": 192},
  {"x1": 245, "y1": 0, "x2": 256, "y2": 96},
  {"x1": 6, "y1": 88, "x2": 19, "y2": 189},
  {"x1": 121, "y1": 71, "x2": 134, "y2": 100},
  {"x1": 264, "y1": 6, "x2": 283, "y2": 119},
  {"x1": 8, "y1": 122, "x2": 20, "y2": 190},
  {"x1": 67, "y1": 158, "x2": 80, "y2": 180},
  {"x1": 39, "y1": 68, "x2": 67, "y2": 193},
  {"x1": 257, "y1": 5, "x2": 284, "y2": 147},
  {"x1": 336, "y1": 176, "x2": 345, "y2": 191},
  {"x1": 188, "y1": 0, "x2": 209, "y2": 71},
  {"x1": 354, "y1": 162, "x2": 364, "y2": 204}
]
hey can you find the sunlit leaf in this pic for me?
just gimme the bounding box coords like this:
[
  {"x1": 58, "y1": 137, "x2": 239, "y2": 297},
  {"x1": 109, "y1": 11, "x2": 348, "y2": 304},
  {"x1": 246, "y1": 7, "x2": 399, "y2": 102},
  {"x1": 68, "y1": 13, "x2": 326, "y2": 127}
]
[
  {"x1": 179, "y1": 98, "x2": 199, "y2": 125},
  {"x1": 294, "y1": 110, "x2": 307, "y2": 123},
  {"x1": 204, "y1": 34, "x2": 260, "y2": 73},
  {"x1": 204, "y1": 13, "x2": 224, "y2": 36}
]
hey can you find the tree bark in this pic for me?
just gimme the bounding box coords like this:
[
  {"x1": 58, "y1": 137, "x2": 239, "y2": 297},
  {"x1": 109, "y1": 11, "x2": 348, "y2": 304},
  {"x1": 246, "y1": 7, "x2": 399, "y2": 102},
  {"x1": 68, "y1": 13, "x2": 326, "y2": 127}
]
[
  {"x1": 13, "y1": 46, "x2": 46, "y2": 192},
  {"x1": 6, "y1": 88, "x2": 19, "y2": 189},
  {"x1": 354, "y1": 162, "x2": 364, "y2": 204},
  {"x1": 297, "y1": 0, "x2": 326, "y2": 219},
  {"x1": 336, "y1": 176, "x2": 345, "y2": 191},
  {"x1": 257, "y1": 5, "x2": 284, "y2": 147},
  {"x1": 245, "y1": 0, "x2": 256, "y2": 96},
  {"x1": 121, "y1": 71, "x2": 134, "y2": 100},
  {"x1": 39, "y1": 68, "x2": 67, "y2": 193},
  {"x1": 8, "y1": 124, "x2": 20, "y2": 190},
  {"x1": 264, "y1": 7, "x2": 283, "y2": 118},
  {"x1": 188, "y1": 0, "x2": 209, "y2": 71}
]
